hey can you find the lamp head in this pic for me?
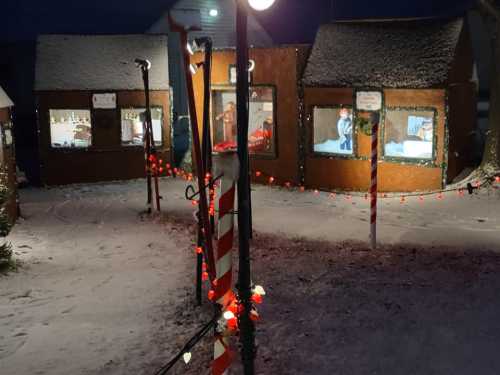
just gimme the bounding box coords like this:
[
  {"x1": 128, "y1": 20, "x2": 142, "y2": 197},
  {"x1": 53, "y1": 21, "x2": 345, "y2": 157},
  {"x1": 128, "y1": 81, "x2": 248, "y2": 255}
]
[{"x1": 247, "y1": 0, "x2": 276, "y2": 11}]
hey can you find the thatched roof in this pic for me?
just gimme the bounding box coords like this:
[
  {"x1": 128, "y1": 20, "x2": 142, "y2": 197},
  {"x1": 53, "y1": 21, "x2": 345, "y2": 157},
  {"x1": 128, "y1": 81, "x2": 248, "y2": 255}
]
[{"x1": 303, "y1": 18, "x2": 464, "y2": 88}]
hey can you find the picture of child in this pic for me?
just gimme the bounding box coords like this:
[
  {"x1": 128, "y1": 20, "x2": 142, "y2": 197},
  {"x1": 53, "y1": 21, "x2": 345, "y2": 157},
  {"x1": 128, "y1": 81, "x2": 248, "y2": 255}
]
[{"x1": 337, "y1": 107, "x2": 353, "y2": 151}]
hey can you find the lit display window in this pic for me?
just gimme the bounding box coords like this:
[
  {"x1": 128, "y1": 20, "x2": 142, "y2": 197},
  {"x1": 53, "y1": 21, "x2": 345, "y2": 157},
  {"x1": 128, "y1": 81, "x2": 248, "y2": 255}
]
[
  {"x1": 121, "y1": 108, "x2": 163, "y2": 146},
  {"x1": 211, "y1": 86, "x2": 276, "y2": 156},
  {"x1": 50, "y1": 109, "x2": 92, "y2": 148},
  {"x1": 384, "y1": 109, "x2": 435, "y2": 160},
  {"x1": 313, "y1": 106, "x2": 354, "y2": 155}
]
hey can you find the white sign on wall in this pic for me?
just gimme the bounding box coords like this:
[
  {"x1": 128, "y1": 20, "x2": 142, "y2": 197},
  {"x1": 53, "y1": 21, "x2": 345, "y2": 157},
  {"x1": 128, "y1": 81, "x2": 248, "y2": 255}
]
[
  {"x1": 356, "y1": 91, "x2": 382, "y2": 111},
  {"x1": 92, "y1": 93, "x2": 117, "y2": 109}
]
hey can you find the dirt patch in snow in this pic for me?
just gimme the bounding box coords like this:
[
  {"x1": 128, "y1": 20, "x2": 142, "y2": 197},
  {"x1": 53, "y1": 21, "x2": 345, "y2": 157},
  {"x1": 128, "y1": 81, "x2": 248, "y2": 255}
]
[{"x1": 178, "y1": 233, "x2": 500, "y2": 375}]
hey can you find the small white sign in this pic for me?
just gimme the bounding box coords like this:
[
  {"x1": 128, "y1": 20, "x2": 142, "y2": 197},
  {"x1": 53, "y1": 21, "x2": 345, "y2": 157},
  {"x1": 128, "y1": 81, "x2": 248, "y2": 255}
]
[
  {"x1": 92, "y1": 93, "x2": 117, "y2": 109},
  {"x1": 356, "y1": 91, "x2": 382, "y2": 111}
]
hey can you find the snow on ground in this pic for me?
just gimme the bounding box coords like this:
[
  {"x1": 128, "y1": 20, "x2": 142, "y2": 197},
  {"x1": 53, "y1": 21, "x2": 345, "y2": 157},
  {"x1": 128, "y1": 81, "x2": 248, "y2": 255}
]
[
  {"x1": 2, "y1": 178, "x2": 500, "y2": 374},
  {"x1": 0, "y1": 181, "x2": 202, "y2": 375}
]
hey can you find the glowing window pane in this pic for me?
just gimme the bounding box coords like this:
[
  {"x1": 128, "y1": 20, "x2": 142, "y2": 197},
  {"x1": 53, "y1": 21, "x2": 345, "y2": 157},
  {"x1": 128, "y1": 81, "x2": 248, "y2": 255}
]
[
  {"x1": 50, "y1": 109, "x2": 92, "y2": 148},
  {"x1": 384, "y1": 109, "x2": 435, "y2": 160},
  {"x1": 313, "y1": 107, "x2": 354, "y2": 156},
  {"x1": 121, "y1": 108, "x2": 163, "y2": 147}
]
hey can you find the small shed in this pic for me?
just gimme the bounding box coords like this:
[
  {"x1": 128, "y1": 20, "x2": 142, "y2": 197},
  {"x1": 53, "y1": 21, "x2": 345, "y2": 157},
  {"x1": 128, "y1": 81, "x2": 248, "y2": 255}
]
[
  {"x1": 190, "y1": 46, "x2": 310, "y2": 185},
  {"x1": 0, "y1": 86, "x2": 18, "y2": 225},
  {"x1": 302, "y1": 17, "x2": 476, "y2": 192},
  {"x1": 35, "y1": 34, "x2": 172, "y2": 185}
]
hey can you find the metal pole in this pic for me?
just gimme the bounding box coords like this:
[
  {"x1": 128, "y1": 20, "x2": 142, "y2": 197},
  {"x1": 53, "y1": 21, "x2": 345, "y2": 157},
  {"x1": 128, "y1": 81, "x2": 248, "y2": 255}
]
[
  {"x1": 236, "y1": 1, "x2": 255, "y2": 374},
  {"x1": 370, "y1": 113, "x2": 380, "y2": 249},
  {"x1": 142, "y1": 66, "x2": 153, "y2": 214},
  {"x1": 201, "y1": 39, "x2": 215, "y2": 233},
  {"x1": 180, "y1": 31, "x2": 217, "y2": 280}
]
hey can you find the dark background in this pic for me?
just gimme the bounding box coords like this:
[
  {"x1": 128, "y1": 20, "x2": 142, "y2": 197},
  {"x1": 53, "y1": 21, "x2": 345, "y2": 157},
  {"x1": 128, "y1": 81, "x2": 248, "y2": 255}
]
[{"x1": 0, "y1": 0, "x2": 476, "y2": 43}]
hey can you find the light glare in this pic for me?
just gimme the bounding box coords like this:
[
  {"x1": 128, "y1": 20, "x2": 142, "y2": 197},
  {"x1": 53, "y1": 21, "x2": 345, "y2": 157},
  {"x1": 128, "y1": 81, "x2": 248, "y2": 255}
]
[{"x1": 248, "y1": 0, "x2": 276, "y2": 11}]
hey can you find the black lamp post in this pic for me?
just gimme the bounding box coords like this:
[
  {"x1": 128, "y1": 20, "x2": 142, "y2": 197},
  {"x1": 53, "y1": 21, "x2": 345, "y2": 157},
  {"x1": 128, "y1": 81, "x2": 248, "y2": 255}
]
[{"x1": 235, "y1": 1, "x2": 275, "y2": 374}]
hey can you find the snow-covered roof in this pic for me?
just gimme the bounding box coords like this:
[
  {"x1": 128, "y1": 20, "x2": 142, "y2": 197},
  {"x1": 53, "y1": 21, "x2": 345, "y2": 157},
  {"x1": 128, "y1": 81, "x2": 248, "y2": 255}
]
[
  {"x1": 148, "y1": 0, "x2": 273, "y2": 48},
  {"x1": 35, "y1": 35, "x2": 169, "y2": 91},
  {"x1": 0, "y1": 86, "x2": 14, "y2": 109},
  {"x1": 303, "y1": 18, "x2": 465, "y2": 88}
]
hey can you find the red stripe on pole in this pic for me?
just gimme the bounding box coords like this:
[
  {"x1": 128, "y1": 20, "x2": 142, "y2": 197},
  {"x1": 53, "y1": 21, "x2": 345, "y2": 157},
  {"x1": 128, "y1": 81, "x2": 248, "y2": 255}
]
[
  {"x1": 217, "y1": 229, "x2": 234, "y2": 259},
  {"x1": 214, "y1": 270, "x2": 232, "y2": 301},
  {"x1": 213, "y1": 341, "x2": 233, "y2": 375},
  {"x1": 218, "y1": 187, "x2": 236, "y2": 217}
]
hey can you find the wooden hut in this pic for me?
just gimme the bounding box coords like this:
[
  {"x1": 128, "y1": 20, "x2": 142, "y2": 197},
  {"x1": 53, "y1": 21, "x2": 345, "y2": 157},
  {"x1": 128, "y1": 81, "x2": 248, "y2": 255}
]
[
  {"x1": 35, "y1": 35, "x2": 172, "y2": 185},
  {"x1": 0, "y1": 86, "x2": 18, "y2": 224},
  {"x1": 302, "y1": 17, "x2": 476, "y2": 192},
  {"x1": 190, "y1": 46, "x2": 310, "y2": 185}
]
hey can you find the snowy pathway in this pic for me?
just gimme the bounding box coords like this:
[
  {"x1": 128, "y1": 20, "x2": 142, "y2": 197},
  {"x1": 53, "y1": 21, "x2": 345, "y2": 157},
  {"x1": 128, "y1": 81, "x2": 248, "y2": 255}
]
[
  {"x1": 0, "y1": 182, "x2": 198, "y2": 375},
  {"x1": 164, "y1": 178, "x2": 500, "y2": 251},
  {"x1": 2, "y1": 178, "x2": 500, "y2": 375}
]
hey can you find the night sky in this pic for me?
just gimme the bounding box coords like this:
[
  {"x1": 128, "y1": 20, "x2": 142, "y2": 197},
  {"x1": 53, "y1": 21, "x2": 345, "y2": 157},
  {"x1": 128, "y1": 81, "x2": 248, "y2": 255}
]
[{"x1": 2, "y1": 0, "x2": 476, "y2": 44}]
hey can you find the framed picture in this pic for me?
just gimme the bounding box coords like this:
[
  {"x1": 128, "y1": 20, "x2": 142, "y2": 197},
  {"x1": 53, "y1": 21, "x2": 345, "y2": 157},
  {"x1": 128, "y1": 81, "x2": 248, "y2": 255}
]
[{"x1": 211, "y1": 86, "x2": 276, "y2": 157}]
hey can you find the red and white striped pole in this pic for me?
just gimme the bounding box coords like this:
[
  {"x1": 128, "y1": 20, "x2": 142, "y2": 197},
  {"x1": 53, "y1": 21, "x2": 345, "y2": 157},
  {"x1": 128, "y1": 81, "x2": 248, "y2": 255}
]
[
  {"x1": 370, "y1": 113, "x2": 380, "y2": 249},
  {"x1": 212, "y1": 152, "x2": 239, "y2": 375}
]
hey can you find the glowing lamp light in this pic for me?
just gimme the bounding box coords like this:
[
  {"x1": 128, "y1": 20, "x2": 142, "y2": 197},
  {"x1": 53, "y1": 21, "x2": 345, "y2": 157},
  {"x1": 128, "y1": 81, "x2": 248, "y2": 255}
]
[
  {"x1": 253, "y1": 285, "x2": 266, "y2": 296},
  {"x1": 189, "y1": 63, "x2": 199, "y2": 75},
  {"x1": 268, "y1": 177, "x2": 275, "y2": 184},
  {"x1": 202, "y1": 272, "x2": 209, "y2": 281},
  {"x1": 255, "y1": 171, "x2": 262, "y2": 177},
  {"x1": 248, "y1": 59, "x2": 256, "y2": 72},
  {"x1": 227, "y1": 317, "x2": 238, "y2": 330},
  {"x1": 208, "y1": 290, "x2": 215, "y2": 300},
  {"x1": 183, "y1": 352, "x2": 192, "y2": 364},
  {"x1": 209, "y1": 8, "x2": 219, "y2": 17},
  {"x1": 223, "y1": 310, "x2": 236, "y2": 320},
  {"x1": 248, "y1": 0, "x2": 276, "y2": 11},
  {"x1": 196, "y1": 246, "x2": 203, "y2": 254},
  {"x1": 251, "y1": 293, "x2": 263, "y2": 304}
]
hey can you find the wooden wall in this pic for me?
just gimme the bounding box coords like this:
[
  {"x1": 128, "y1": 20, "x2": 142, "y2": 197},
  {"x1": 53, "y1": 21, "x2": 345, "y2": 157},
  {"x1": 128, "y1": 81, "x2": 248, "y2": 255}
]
[
  {"x1": 37, "y1": 90, "x2": 171, "y2": 185},
  {"x1": 0, "y1": 107, "x2": 18, "y2": 224},
  {"x1": 190, "y1": 46, "x2": 310, "y2": 185},
  {"x1": 303, "y1": 88, "x2": 447, "y2": 192},
  {"x1": 447, "y1": 82, "x2": 477, "y2": 182}
]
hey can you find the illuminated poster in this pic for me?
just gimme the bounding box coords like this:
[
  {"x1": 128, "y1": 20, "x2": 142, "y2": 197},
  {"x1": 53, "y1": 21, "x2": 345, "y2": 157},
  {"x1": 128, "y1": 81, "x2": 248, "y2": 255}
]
[
  {"x1": 384, "y1": 110, "x2": 434, "y2": 159},
  {"x1": 211, "y1": 87, "x2": 275, "y2": 156},
  {"x1": 313, "y1": 107, "x2": 354, "y2": 155}
]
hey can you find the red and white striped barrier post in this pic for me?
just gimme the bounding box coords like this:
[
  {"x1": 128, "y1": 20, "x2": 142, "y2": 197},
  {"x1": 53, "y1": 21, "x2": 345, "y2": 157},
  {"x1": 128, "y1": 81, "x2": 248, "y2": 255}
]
[
  {"x1": 212, "y1": 151, "x2": 239, "y2": 375},
  {"x1": 370, "y1": 113, "x2": 380, "y2": 249}
]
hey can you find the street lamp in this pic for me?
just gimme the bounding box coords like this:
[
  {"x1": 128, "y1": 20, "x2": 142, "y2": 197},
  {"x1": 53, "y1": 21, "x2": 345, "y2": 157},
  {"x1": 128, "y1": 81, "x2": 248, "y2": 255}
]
[
  {"x1": 235, "y1": 1, "x2": 276, "y2": 375},
  {"x1": 248, "y1": 0, "x2": 276, "y2": 11}
]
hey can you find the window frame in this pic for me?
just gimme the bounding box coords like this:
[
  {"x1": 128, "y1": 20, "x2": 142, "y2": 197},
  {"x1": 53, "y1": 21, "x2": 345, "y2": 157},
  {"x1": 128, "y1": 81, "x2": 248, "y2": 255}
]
[
  {"x1": 381, "y1": 106, "x2": 438, "y2": 165},
  {"x1": 48, "y1": 108, "x2": 94, "y2": 150},
  {"x1": 119, "y1": 106, "x2": 164, "y2": 148},
  {"x1": 210, "y1": 84, "x2": 278, "y2": 159},
  {"x1": 310, "y1": 104, "x2": 357, "y2": 159}
]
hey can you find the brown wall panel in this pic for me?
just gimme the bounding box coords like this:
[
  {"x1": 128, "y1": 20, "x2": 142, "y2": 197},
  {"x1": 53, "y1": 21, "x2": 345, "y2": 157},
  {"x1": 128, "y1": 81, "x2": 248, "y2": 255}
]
[
  {"x1": 304, "y1": 88, "x2": 446, "y2": 192},
  {"x1": 191, "y1": 46, "x2": 310, "y2": 185},
  {"x1": 37, "y1": 90, "x2": 171, "y2": 185},
  {"x1": 447, "y1": 82, "x2": 477, "y2": 181}
]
